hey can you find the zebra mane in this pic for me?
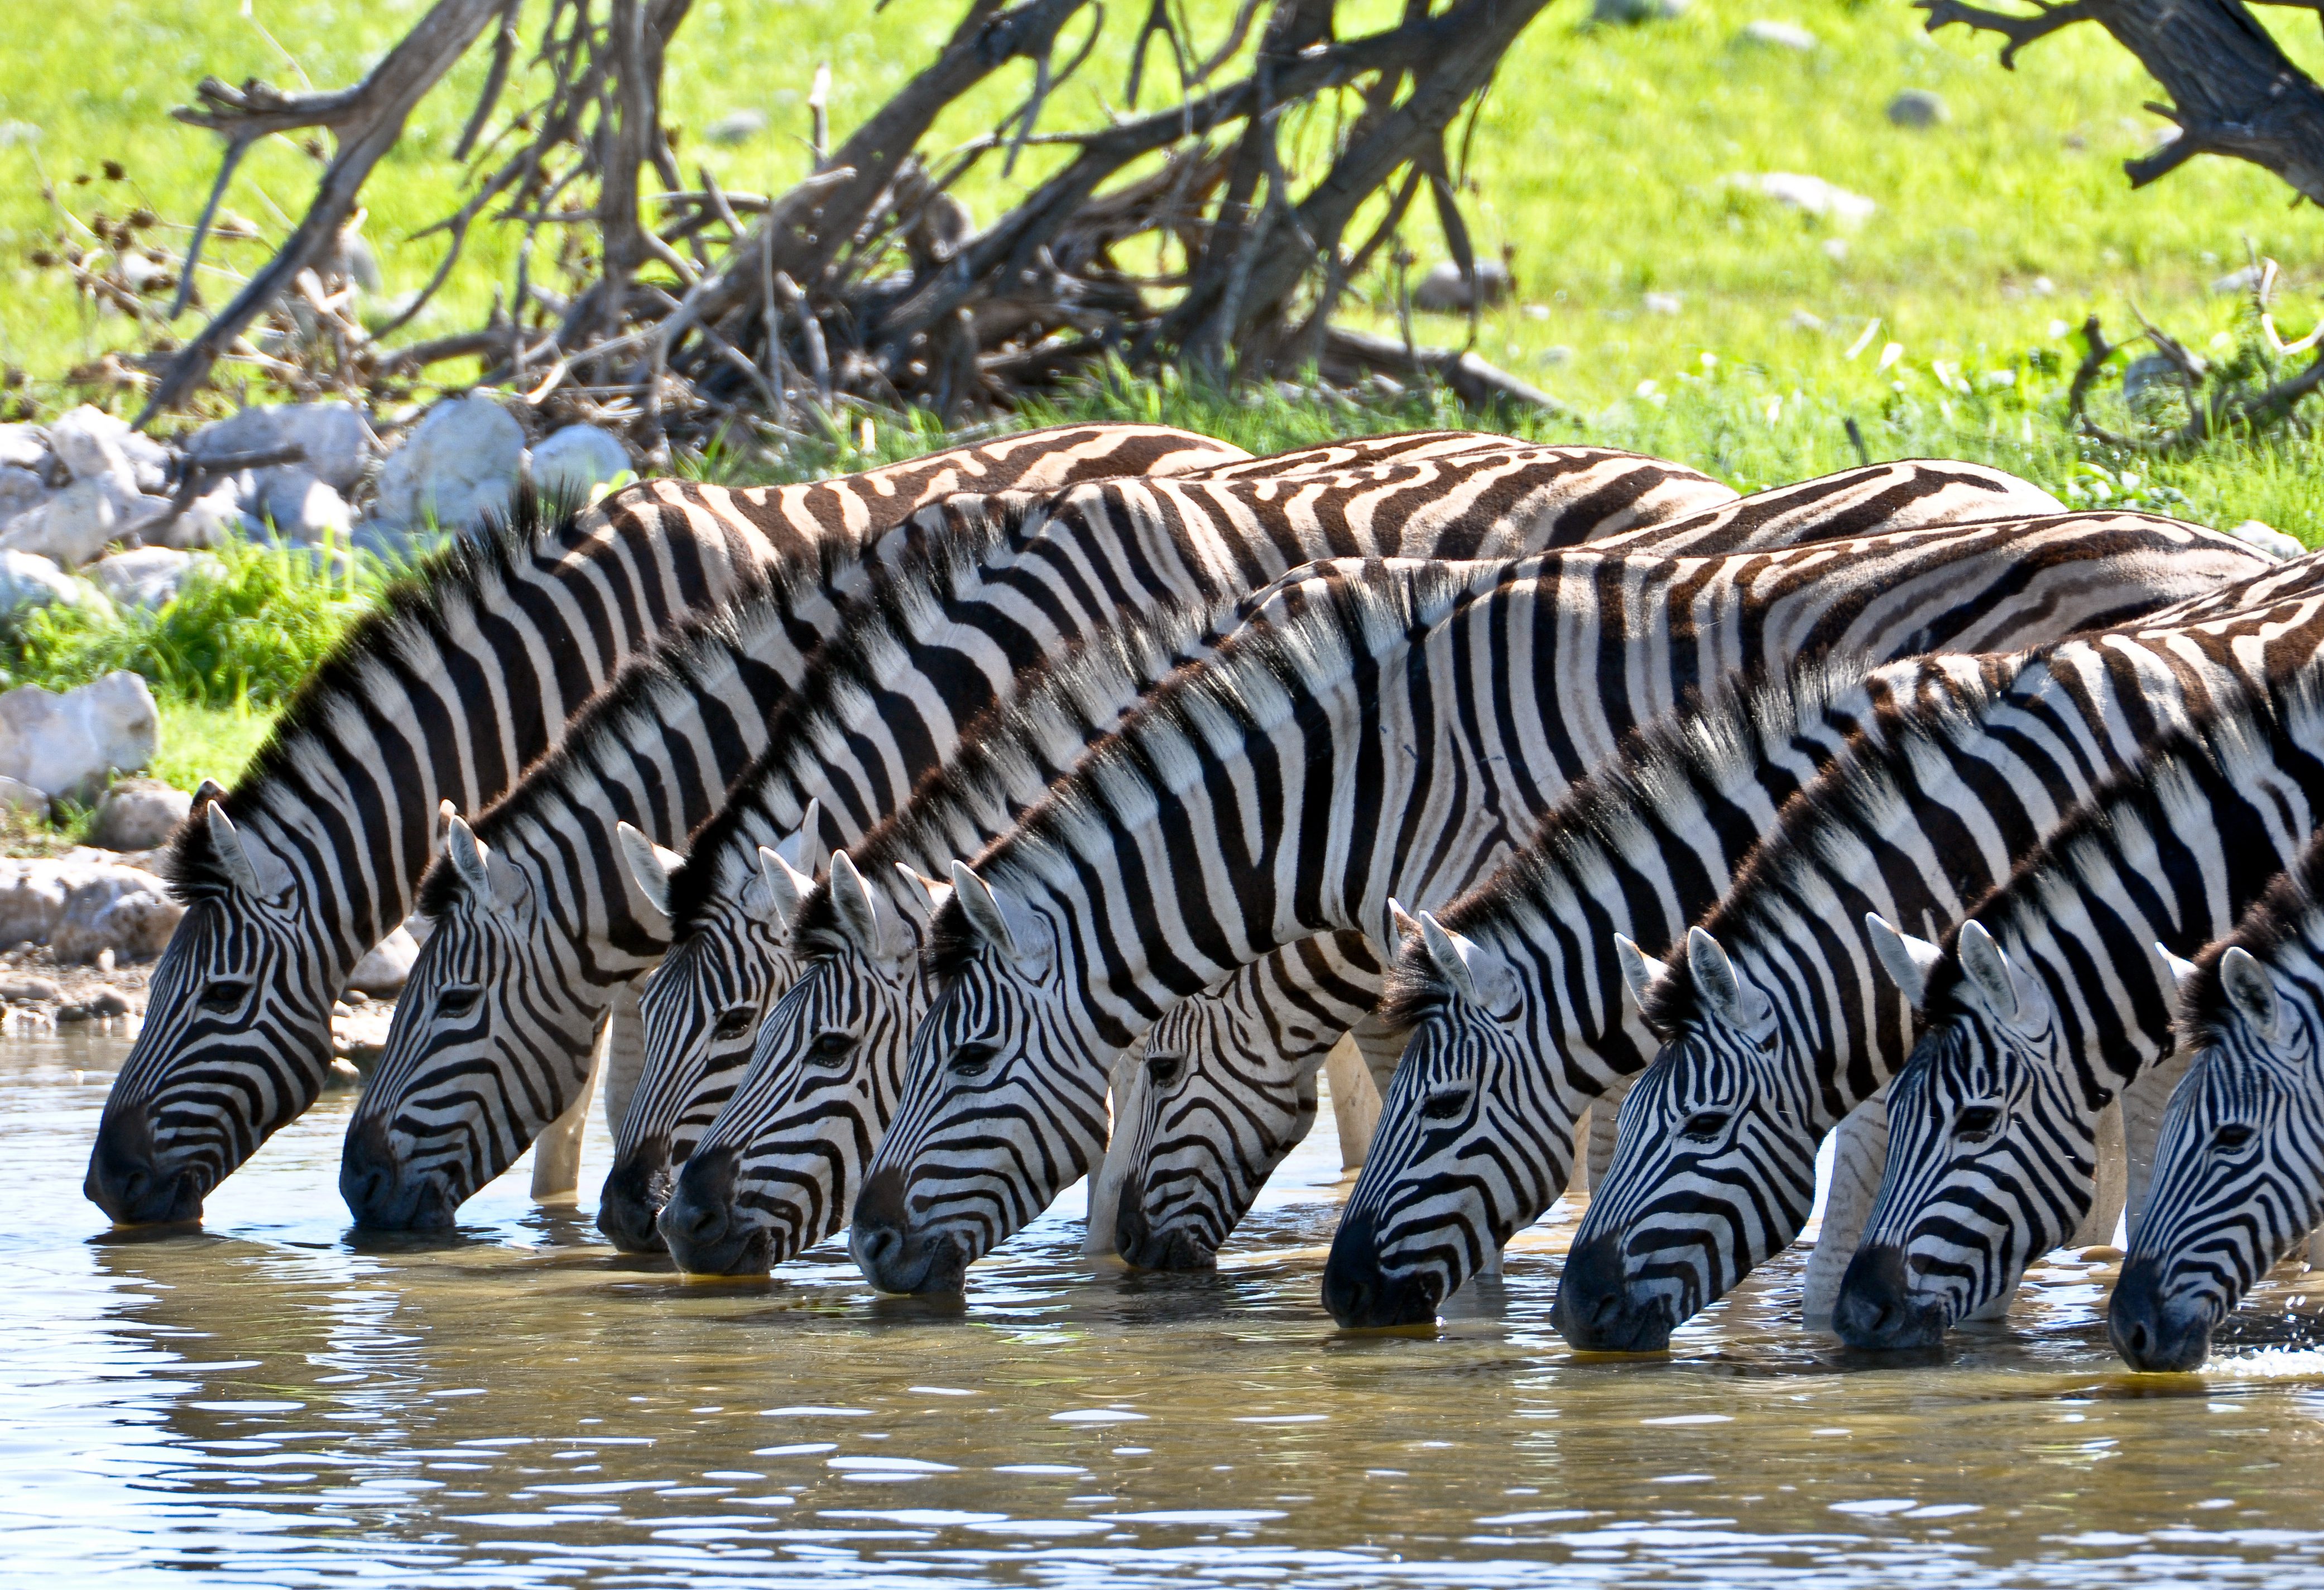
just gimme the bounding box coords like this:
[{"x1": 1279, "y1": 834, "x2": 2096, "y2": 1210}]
[
  {"x1": 1914, "y1": 680, "x2": 2292, "y2": 1021},
  {"x1": 1635, "y1": 653, "x2": 2022, "y2": 1038},
  {"x1": 788, "y1": 587, "x2": 1255, "y2": 958},
  {"x1": 1375, "y1": 653, "x2": 1889, "y2": 1034},
  {"x1": 412, "y1": 483, "x2": 1084, "y2": 917},
  {"x1": 921, "y1": 559, "x2": 1481, "y2": 985},
  {"x1": 169, "y1": 487, "x2": 588, "y2": 903},
  {"x1": 2179, "y1": 836, "x2": 2324, "y2": 1050}
]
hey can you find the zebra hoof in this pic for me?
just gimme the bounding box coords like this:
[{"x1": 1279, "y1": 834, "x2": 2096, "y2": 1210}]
[
  {"x1": 1831, "y1": 1244, "x2": 1951, "y2": 1350},
  {"x1": 1553, "y1": 1231, "x2": 1674, "y2": 1352},
  {"x1": 2108, "y1": 1257, "x2": 2213, "y2": 1372}
]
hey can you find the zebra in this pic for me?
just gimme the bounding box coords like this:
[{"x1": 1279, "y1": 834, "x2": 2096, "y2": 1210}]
[
  {"x1": 83, "y1": 421, "x2": 1239, "y2": 1227},
  {"x1": 845, "y1": 518, "x2": 2263, "y2": 1296},
  {"x1": 342, "y1": 444, "x2": 1741, "y2": 1228},
  {"x1": 613, "y1": 458, "x2": 2075, "y2": 1253},
  {"x1": 1539, "y1": 571, "x2": 2324, "y2": 1352},
  {"x1": 2109, "y1": 829, "x2": 2324, "y2": 1370},
  {"x1": 1832, "y1": 679, "x2": 2324, "y2": 1349},
  {"x1": 678, "y1": 524, "x2": 2071, "y2": 1281},
  {"x1": 1324, "y1": 552, "x2": 2324, "y2": 1332}
]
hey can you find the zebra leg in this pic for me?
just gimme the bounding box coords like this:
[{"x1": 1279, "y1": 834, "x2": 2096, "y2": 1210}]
[
  {"x1": 597, "y1": 979, "x2": 647, "y2": 1145},
  {"x1": 1323, "y1": 1033, "x2": 1383, "y2": 1171},
  {"x1": 1568, "y1": 1107, "x2": 1591, "y2": 1198},
  {"x1": 2120, "y1": 1051, "x2": 2191, "y2": 1234},
  {"x1": 1802, "y1": 1085, "x2": 1892, "y2": 1328},
  {"x1": 1588, "y1": 1072, "x2": 1638, "y2": 1191},
  {"x1": 531, "y1": 1013, "x2": 611, "y2": 1204},
  {"x1": 2068, "y1": 1100, "x2": 2128, "y2": 1249},
  {"x1": 1082, "y1": 1048, "x2": 1146, "y2": 1258}
]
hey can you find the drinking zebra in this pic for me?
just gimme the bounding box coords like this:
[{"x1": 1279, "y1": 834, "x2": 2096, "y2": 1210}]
[
  {"x1": 616, "y1": 458, "x2": 2074, "y2": 1253},
  {"x1": 1539, "y1": 571, "x2": 2324, "y2": 1351},
  {"x1": 846, "y1": 519, "x2": 2261, "y2": 1296},
  {"x1": 2109, "y1": 816, "x2": 2324, "y2": 1369},
  {"x1": 1832, "y1": 679, "x2": 2324, "y2": 1349},
  {"x1": 85, "y1": 422, "x2": 1241, "y2": 1227},
  {"x1": 343, "y1": 444, "x2": 1735, "y2": 1228}
]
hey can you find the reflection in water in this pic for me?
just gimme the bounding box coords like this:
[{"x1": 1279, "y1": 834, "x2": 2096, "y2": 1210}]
[{"x1": 9, "y1": 1028, "x2": 2324, "y2": 1586}]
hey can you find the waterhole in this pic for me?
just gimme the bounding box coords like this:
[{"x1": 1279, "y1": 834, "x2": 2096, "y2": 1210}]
[{"x1": 10, "y1": 1028, "x2": 2324, "y2": 1586}]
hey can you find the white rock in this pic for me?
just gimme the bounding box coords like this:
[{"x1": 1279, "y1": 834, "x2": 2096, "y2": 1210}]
[
  {"x1": 2211, "y1": 264, "x2": 2268, "y2": 297},
  {"x1": 186, "y1": 401, "x2": 374, "y2": 494},
  {"x1": 1789, "y1": 307, "x2": 1827, "y2": 331},
  {"x1": 1739, "y1": 18, "x2": 1817, "y2": 49},
  {"x1": 258, "y1": 469, "x2": 354, "y2": 543},
  {"x1": 1644, "y1": 291, "x2": 1685, "y2": 315},
  {"x1": 0, "y1": 549, "x2": 106, "y2": 619},
  {"x1": 369, "y1": 393, "x2": 526, "y2": 535},
  {"x1": 49, "y1": 405, "x2": 169, "y2": 493},
  {"x1": 704, "y1": 108, "x2": 768, "y2": 145},
  {"x1": 1411, "y1": 259, "x2": 1514, "y2": 314},
  {"x1": 0, "y1": 475, "x2": 170, "y2": 568},
  {"x1": 529, "y1": 424, "x2": 632, "y2": 500},
  {"x1": 2231, "y1": 519, "x2": 2306, "y2": 561},
  {"x1": 347, "y1": 924, "x2": 422, "y2": 997},
  {"x1": 0, "y1": 672, "x2": 160, "y2": 803},
  {"x1": 0, "y1": 466, "x2": 48, "y2": 530},
  {"x1": 153, "y1": 487, "x2": 256, "y2": 551},
  {"x1": 88, "y1": 777, "x2": 191, "y2": 851},
  {"x1": 0, "y1": 851, "x2": 184, "y2": 963},
  {"x1": 0, "y1": 776, "x2": 48, "y2": 822},
  {"x1": 1739, "y1": 171, "x2": 1877, "y2": 224},
  {"x1": 0, "y1": 424, "x2": 47, "y2": 474},
  {"x1": 1886, "y1": 89, "x2": 1949, "y2": 128},
  {"x1": 89, "y1": 546, "x2": 216, "y2": 611}
]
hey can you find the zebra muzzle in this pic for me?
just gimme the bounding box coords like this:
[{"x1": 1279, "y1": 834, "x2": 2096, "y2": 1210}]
[
  {"x1": 1831, "y1": 1244, "x2": 1951, "y2": 1351},
  {"x1": 84, "y1": 1105, "x2": 203, "y2": 1227},
  {"x1": 1321, "y1": 1208, "x2": 1442, "y2": 1329},
  {"x1": 1553, "y1": 1230, "x2": 1675, "y2": 1352},
  {"x1": 660, "y1": 1146, "x2": 770, "y2": 1276},
  {"x1": 339, "y1": 1116, "x2": 459, "y2": 1231},
  {"x1": 2107, "y1": 1256, "x2": 2215, "y2": 1373},
  {"x1": 599, "y1": 1139, "x2": 674, "y2": 1254}
]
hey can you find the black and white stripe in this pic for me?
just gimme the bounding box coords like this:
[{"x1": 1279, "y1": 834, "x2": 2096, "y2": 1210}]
[
  {"x1": 617, "y1": 459, "x2": 2073, "y2": 1255},
  {"x1": 85, "y1": 422, "x2": 1234, "y2": 1227},
  {"x1": 846, "y1": 517, "x2": 2259, "y2": 1296},
  {"x1": 344, "y1": 443, "x2": 1737, "y2": 1228},
  {"x1": 1835, "y1": 680, "x2": 2324, "y2": 1348}
]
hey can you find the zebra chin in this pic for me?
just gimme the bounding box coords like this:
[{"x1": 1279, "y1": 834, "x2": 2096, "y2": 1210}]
[
  {"x1": 1831, "y1": 1244, "x2": 1953, "y2": 1350},
  {"x1": 1552, "y1": 1232, "x2": 1678, "y2": 1352},
  {"x1": 2107, "y1": 1257, "x2": 2217, "y2": 1372},
  {"x1": 84, "y1": 1106, "x2": 208, "y2": 1227},
  {"x1": 1321, "y1": 1209, "x2": 1443, "y2": 1328},
  {"x1": 339, "y1": 1117, "x2": 464, "y2": 1230},
  {"x1": 598, "y1": 1141, "x2": 673, "y2": 1254},
  {"x1": 659, "y1": 1146, "x2": 771, "y2": 1275},
  {"x1": 1114, "y1": 1197, "x2": 1217, "y2": 1271},
  {"x1": 848, "y1": 1166, "x2": 969, "y2": 1294}
]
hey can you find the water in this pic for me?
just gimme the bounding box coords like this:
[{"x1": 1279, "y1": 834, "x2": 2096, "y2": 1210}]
[{"x1": 12, "y1": 1031, "x2": 2324, "y2": 1587}]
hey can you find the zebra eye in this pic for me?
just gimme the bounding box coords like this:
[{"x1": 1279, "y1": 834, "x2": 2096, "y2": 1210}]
[
  {"x1": 200, "y1": 979, "x2": 251, "y2": 1013},
  {"x1": 1145, "y1": 1052, "x2": 1184, "y2": 1086},
  {"x1": 809, "y1": 1030, "x2": 854, "y2": 1066},
  {"x1": 439, "y1": 985, "x2": 483, "y2": 1018},
  {"x1": 1422, "y1": 1086, "x2": 1472, "y2": 1122},
  {"x1": 2212, "y1": 1123, "x2": 2256, "y2": 1153},
  {"x1": 1756, "y1": 1028, "x2": 1779, "y2": 1053},
  {"x1": 713, "y1": 1007, "x2": 755, "y2": 1040},
  {"x1": 949, "y1": 1042, "x2": 1000, "y2": 1079},
  {"x1": 1955, "y1": 1104, "x2": 2002, "y2": 1140},
  {"x1": 1679, "y1": 1110, "x2": 1730, "y2": 1142}
]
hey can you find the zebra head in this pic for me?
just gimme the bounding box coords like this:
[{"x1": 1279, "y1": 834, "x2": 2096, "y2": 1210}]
[
  {"x1": 601, "y1": 835, "x2": 818, "y2": 1253},
  {"x1": 851, "y1": 860, "x2": 1108, "y2": 1295},
  {"x1": 660, "y1": 854, "x2": 944, "y2": 1275},
  {"x1": 87, "y1": 788, "x2": 331, "y2": 1226},
  {"x1": 1835, "y1": 916, "x2": 2094, "y2": 1349},
  {"x1": 1110, "y1": 950, "x2": 1348, "y2": 1271},
  {"x1": 1558, "y1": 926, "x2": 1815, "y2": 1352},
  {"x1": 2113, "y1": 937, "x2": 2324, "y2": 1372},
  {"x1": 340, "y1": 815, "x2": 606, "y2": 1229},
  {"x1": 1325, "y1": 907, "x2": 1571, "y2": 1328}
]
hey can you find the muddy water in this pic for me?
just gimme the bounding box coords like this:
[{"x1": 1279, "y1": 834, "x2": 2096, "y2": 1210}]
[{"x1": 12, "y1": 1032, "x2": 2324, "y2": 1587}]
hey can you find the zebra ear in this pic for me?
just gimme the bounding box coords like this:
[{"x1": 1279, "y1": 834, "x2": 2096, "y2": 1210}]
[
  {"x1": 1418, "y1": 911, "x2": 1520, "y2": 1020},
  {"x1": 2157, "y1": 941, "x2": 2202, "y2": 996},
  {"x1": 194, "y1": 778, "x2": 228, "y2": 810},
  {"x1": 444, "y1": 815, "x2": 527, "y2": 912},
  {"x1": 828, "y1": 851, "x2": 901, "y2": 964},
  {"x1": 948, "y1": 860, "x2": 1047, "y2": 973},
  {"x1": 1687, "y1": 926, "x2": 1770, "y2": 1030},
  {"x1": 1956, "y1": 921, "x2": 2029, "y2": 1026},
  {"x1": 746, "y1": 844, "x2": 813, "y2": 931},
  {"x1": 203, "y1": 800, "x2": 287, "y2": 901},
  {"x1": 615, "y1": 821, "x2": 681, "y2": 926},
  {"x1": 2221, "y1": 947, "x2": 2285, "y2": 1042},
  {"x1": 436, "y1": 798, "x2": 458, "y2": 850},
  {"x1": 1866, "y1": 913, "x2": 1945, "y2": 1010},
  {"x1": 1381, "y1": 898, "x2": 1423, "y2": 959},
  {"x1": 777, "y1": 797, "x2": 827, "y2": 879},
  {"x1": 1613, "y1": 934, "x2": 1668, "y2": 1014},
  {"x1": 890, "y1": 864, "x2": 950, "y2": 944}
]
